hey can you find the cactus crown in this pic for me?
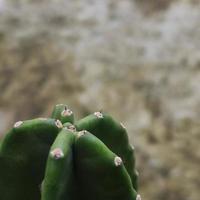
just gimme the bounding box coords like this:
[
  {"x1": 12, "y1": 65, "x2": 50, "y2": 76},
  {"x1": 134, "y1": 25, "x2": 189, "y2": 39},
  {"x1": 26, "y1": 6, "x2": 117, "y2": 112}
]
[{"x1": 0, "y1": 104, "x2": 140, "y2": 200}]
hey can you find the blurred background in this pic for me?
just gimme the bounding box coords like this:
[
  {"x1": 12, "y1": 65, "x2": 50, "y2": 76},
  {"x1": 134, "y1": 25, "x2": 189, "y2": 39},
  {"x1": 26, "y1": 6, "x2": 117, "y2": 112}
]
[{"x1": 0, "y1": 0, "x2": 200, "y2": 199}]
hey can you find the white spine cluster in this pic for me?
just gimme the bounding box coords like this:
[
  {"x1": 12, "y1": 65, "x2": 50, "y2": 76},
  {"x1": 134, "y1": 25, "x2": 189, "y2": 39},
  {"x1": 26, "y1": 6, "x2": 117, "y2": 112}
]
[
  {"x1": 120, "y1": 122, "x2": 126, "y2": 129},
  {"x1": 68, "y1": 125, "x2": 76, "y2": 132},
  {"x1": 50, "y1": 148, "x2": 64, "y2": 159},
  {"x1": 55, "y1": 120, "x2": 63, "y2": 128},
  {"x1": 61, "y1": 107, "x2": 73, "y2": 117},
  {"x1": 136, "y1": 194, "x2": 141, "y2": 200},
  {"x1": 94, "y1": 111, "x2": 103, "y2": 118},
  {"x1": 77, "y1": 130, "x2": 87, "y2": 138},
  {"x1": 64, "y1": 124, "x2": 76, "y2": 132},
  {"x1": 114, "y1": 156, "x2": 123, "y2": 166},
  {"x1": 14, "y1": 121, "x2": 23, "y2": 128}
]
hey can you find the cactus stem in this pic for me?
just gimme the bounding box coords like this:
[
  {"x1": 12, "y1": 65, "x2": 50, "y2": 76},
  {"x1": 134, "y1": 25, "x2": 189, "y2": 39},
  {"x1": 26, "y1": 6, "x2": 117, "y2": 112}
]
[
  {"x1": 77, "y1": 130, "x2": 87, "y2": 138},
  {"x1": 120, "y1": 122, "x2": 126, "y2": 129},
  {"x1": 61, "y1": 107, "x2": 73, "y2": 117},
  {"x1": 114, "y1": 156, "x2": 123, "y2": 166},
  {"x1": 14, "y1": 121, "x2": 23, "y2": 128},
  {"x1": 55, "y1": 120, "x2": 63, "y2": 128},
  {"x1": 50, "y1": 148, "x2": 64, "y2": 159},
  {"x1": 136, "y1": 194, "x2": 141, "y2": 200},
  {"x1": 94, "y1": 111, "x2": 103, "y2": 118}
]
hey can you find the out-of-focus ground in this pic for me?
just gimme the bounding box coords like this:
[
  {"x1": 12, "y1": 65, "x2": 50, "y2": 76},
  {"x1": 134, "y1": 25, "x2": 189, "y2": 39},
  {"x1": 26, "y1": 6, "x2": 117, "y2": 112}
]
[{"x1": 0, "y1": 0, "x2": 200, "y2": 200}]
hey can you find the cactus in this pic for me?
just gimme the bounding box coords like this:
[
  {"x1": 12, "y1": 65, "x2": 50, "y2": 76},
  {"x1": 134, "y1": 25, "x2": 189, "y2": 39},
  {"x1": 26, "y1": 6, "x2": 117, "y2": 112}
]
[
  {"x1": 0, "y1": 104, "x2": 141, "y2": 200},
  {"x1": 51, "y1": 104, "x2": 74, "y2": 124},
  {"x1": 75, "y1": 112, "x2": 138, "y2": 190},
  {"x1": 0, "y1": 118, "x2": 62, "y2": 200}
]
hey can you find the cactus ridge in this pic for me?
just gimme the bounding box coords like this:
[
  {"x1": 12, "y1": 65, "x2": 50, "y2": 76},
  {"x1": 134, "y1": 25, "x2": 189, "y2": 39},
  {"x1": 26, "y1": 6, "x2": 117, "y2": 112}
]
[
  {"x1": 52, "y1": 104, "x2": 74, "y2": 124},
  {"x1": 74, "y1": 131, "x2": 137, "y2": 200},
  {"x1": 0, "y1": 105, "x2": 140, "y2": 200},
  {"x1": 75, "y1": 112, "x2": 138, "y2": 190},
  {"x1": 0, "y1": 118, "x2": 61, "y2": 200},
  {"x1": 42, "y1": 128, "x2": 77, "y2": 200}
]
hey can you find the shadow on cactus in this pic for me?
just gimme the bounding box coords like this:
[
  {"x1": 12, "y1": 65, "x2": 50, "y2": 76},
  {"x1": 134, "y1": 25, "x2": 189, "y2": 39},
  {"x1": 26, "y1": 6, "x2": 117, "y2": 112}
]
[{"x1": 0, "y1": 104, "x2": 141, "y2": 200}]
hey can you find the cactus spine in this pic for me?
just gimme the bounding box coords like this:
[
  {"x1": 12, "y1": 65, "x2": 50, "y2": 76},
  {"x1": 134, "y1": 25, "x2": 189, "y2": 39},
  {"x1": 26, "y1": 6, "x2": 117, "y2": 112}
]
[{"x1": 0, "y1": 104, "x2": 140, "y2": 200}]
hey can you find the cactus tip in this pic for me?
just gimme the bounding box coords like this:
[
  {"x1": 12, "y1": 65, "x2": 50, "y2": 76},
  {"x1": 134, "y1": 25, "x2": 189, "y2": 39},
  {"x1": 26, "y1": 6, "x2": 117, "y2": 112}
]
[
  {"x1": 14, "y1": 121, "x2": 23, "y2": 128},
  {"x1": 114, "y1": 156, "x2": 123, "y2": 166},
  {"x1": 120, "y1": 122, "x2": 126, "y2": 129},
  {"x1": 61, "y1": 107, "x2": 73, "y2": 117},
  {"x1": 77, "y1": 130, "x2": 87, "y2": 138},
  {"x1": 65, "y1": 124, "x2": 76, "y2": 132},
  {"x1": 131, "y1": 145, "x2": 135, "y2": 150},
  {"x1": 50, "y1": 148, "x2": 64, "y2": 159},
  {"x1": 94, "y1": 111, "x2": 103, "y2": 119},
  {"x1": 136, "y1": 194, "x2": 141, "y2": 200},
  {"x1": 55, "y1": 119, "x2": 63, "y2": 128}
]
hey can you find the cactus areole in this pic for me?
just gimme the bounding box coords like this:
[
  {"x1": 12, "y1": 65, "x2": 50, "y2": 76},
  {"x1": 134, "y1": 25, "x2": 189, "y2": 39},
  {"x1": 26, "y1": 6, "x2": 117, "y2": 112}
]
[{"x1": 0, "y1": 104, "x2": 140, "y2": 200}]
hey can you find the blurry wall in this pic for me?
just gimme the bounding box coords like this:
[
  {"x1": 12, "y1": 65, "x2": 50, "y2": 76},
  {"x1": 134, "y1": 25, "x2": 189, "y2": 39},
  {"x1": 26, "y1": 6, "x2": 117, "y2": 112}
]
[{"x1": 0, "y1": 1, "x2": 199, "y2": 200}]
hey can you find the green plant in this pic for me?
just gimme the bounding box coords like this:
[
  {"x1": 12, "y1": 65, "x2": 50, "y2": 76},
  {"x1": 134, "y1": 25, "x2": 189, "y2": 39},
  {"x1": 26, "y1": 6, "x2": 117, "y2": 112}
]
[{"x1": 0, "y1": 104, "x2": 140, "y2": 200}]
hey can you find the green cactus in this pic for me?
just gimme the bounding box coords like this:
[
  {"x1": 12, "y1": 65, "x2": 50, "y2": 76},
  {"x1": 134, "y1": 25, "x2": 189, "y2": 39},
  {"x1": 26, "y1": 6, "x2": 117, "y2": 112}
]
[
  {"x1": 42, "y1": 128, "x2": 77, "y2": 200},
  {"x1": 0, "y1": 105, "x2": 141, "y2": 200},
  {"x1": 74, "y1": 130, "x2": 137, "y2": 200},
  {"x1": 75, "y1": 112, "x2": 138, "y2": 190},
  {"x1": 51, "y1": 104, "x2": 74, "y2": 124},
  {"x1": 0, "y1": 118, "x2": 62, "y2": 200}
]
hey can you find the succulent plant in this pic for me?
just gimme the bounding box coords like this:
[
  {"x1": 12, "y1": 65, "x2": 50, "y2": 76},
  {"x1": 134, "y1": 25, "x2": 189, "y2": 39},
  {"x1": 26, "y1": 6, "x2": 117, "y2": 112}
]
[{"x1": 0, "y1": 104, "x2": 141, "y2": 200}]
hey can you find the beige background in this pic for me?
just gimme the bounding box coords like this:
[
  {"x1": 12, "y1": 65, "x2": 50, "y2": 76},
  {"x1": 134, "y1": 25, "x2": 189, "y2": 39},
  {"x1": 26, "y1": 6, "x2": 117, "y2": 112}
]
[{"x1": 0, "y1": 1, "x2": 199, "y2": 200}]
